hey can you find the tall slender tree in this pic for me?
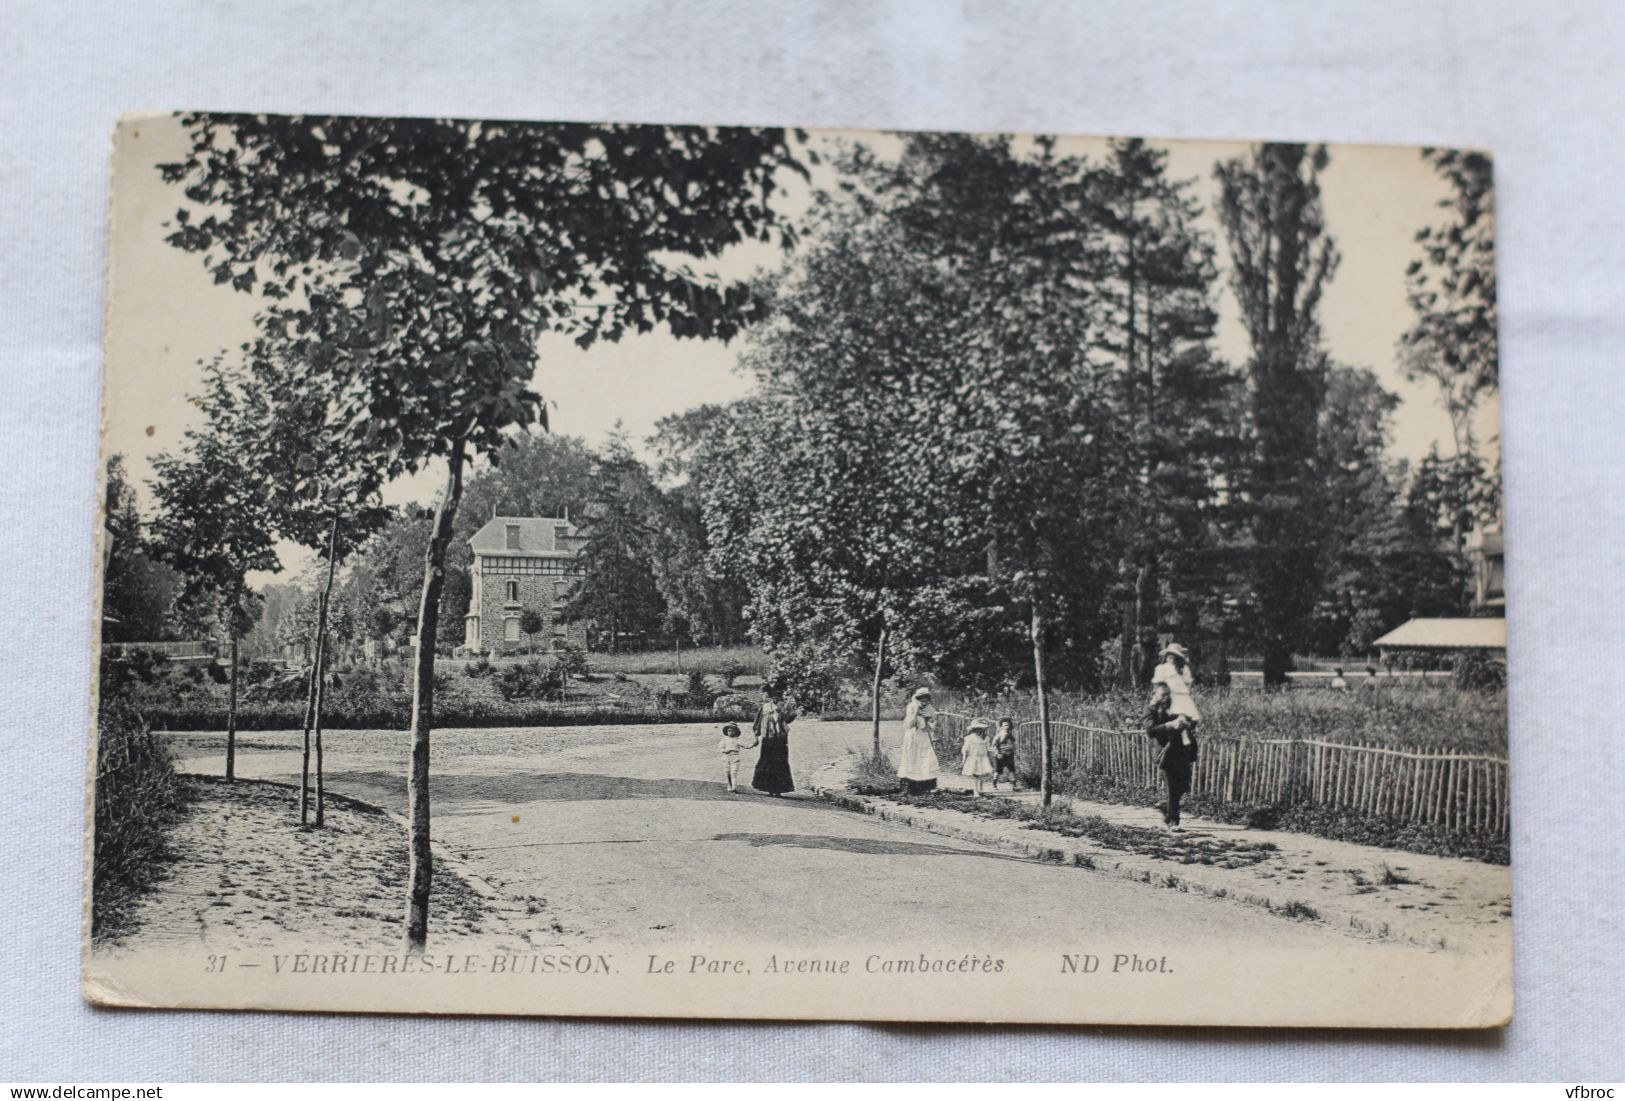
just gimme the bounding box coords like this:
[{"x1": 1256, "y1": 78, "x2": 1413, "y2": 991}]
[
  {"x1": 1214, "y1": 144, "x2": 1340, "y2": 685},
  {"x1": 245, "y1": 344, "x2": 392, "y2": 827},
  {"x1": 148, "y1": 364, "x2": 282, "y2": 778},
  {"x1": 1399, "y1": 148, "x2": 1501, "y2": 598},
  {"x1": 560, "y1": 433, "x2": 667, "y2": 653},
  {"x1": 1401, "y1": 149, "x2": 1498, "y2": 465},
  {"x1": 160, "y1": 114, "x2": 803, "y2": 949},
  {"x1": 1093, "y1": 139, "x2": 1234, "y2": 685}
]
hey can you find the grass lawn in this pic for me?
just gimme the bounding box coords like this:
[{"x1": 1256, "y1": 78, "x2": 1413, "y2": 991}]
[
  {"x1": 932, "y1": 683, "x2": 1507, "y2": 755},
  {"x1": 576, "y1": 643, "x2": 768, "y2": 679}
]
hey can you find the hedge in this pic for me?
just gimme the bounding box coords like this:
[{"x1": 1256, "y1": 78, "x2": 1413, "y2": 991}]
[{"x1": 130, "y1": 694, "x2": 754, "y2": 731}]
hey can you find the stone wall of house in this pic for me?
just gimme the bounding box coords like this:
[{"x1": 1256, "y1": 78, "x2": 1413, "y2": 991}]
[{"x1": 473, "y1": 566, "x2": 585, "y2": 654}]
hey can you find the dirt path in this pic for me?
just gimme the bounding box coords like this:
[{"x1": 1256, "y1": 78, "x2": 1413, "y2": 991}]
[
  {"x1": 161, "y1": 723, "x2": 1454, "y2": 961},
  {"x1": 99, "y1": 776, "x2": 539, "y2": 955}
]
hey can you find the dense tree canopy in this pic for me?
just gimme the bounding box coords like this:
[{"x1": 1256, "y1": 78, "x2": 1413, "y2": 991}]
[
  {"x1": 159, "y1": 113, "x2": 807, "y2": 949},
  {"x1": 101, "y1": 456, "x2": 188, "y2": 644},
  {"x1": 1401, "y1": 149, "x2": 1498, "y2": 461}
]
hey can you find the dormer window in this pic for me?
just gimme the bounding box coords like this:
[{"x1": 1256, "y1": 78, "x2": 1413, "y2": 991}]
[
  {"x1": 554, "y1": 525, "x2": 569, "y2": 550},
  {"x1": 505, "y1": 523, "x2": 521, "y2": 550}
]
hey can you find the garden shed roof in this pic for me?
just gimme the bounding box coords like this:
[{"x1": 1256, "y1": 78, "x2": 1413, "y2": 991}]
[{"x1": 1373, "y1": 617, "x2": 1507, "y2": 651}]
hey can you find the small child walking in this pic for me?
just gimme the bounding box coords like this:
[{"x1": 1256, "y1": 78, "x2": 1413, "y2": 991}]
[
  {"x1": 960, "y1": 718, "x2": 996, "y2": 797},
  {"x1": 990, "y1": 718, "x2": 1019, "y2": 790},
  {"x1": 718, "y1": 722, "x2": 754, "y2": 793}
]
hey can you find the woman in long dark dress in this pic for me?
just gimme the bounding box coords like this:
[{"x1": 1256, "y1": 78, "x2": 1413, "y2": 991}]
[{"x1": 750, "y1": 695, "x2": 796, "y2": 795}]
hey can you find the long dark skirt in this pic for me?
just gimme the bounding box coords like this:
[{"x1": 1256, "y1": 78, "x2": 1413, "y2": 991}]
[{"x1": 752, "y1": 736, "x2": 795, "y2": 794}]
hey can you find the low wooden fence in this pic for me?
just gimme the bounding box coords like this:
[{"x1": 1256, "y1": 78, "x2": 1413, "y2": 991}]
[
  {"x1": 933, "y1": 711, "x2": 1508, "y2": 839},
  {"x1": 102, "y1": 640, "x2": 216, "y2": 659}
]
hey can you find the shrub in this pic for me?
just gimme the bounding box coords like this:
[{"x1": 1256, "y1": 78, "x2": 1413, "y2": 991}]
[
  {"x1": 464, "y1": 656, "x2": 495, "y2": 678},
  {"x1": 847, "y1": 749, "x2": 898, "y2": 796},
  {"x1": 92, "y1": 702, "x2": 188, "y2": 941},
  {"x1": 712, "y1": 692, "x2": 753, "y2": 714},
  {"x1": 129, "y1": 694, "x2": 743, "y2": 730},
  {"x1": 497, "y1": 659, "x2": 565, "y2": 702},
  {"x1": 98, "y1": 651, "x2": 169, "y2": 699},
  {"x1": 683, "y1": 670, "x2": 715, "y2": 708},
  {"x1": 554, "y1": 642, "x2": 589, "y2": 680},
  {"x1": 1452, "y1": 650, "x2": 1507, "y2": 691}
]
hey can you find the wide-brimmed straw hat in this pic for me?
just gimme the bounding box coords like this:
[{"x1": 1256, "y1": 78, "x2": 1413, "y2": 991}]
[
  {"x1": 1161, "y1": 642, "x2": 1191, "y2": 662},
  {"x1": 968, "y1": 718, "x2": 991, "y2": 733},
  {"x1": 912, "y1": 687, "x2": 933, "y2": 699}
]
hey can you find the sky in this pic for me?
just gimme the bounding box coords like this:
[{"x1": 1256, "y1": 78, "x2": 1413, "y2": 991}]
[{"x1": 103, "y1": 114, "x2": 1499, "y2": 577}]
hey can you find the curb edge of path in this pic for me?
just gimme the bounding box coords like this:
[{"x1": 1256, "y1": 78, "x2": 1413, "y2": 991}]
[{"x1": 805, "y1": 769, "x2": 1451, "y2": 952}]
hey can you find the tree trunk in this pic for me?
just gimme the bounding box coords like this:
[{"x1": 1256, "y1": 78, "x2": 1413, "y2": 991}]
[
  {"x1": 312, "y1": 512, "x2": 340, "y2": 829},
  {"x1": 297, "y1": 626, "x2": 322, "y2": 824},
  {"x1": 870, "y1": 624, "x2": 888, "y2": 758},
  {"x1": 1117, "y1": 596, "x2": 1135, "y2": 689},
  {"x1": 1130, "y1": 553, "x2": 1160, "y2": 687},
  {"x1": 225, "y1": 589, "x2": 240, "y2": 782},
  {"x1": 406, "y1": 440, "x2": 467, "y2": 952},
  {"x1": 1031, "y1": 604, "x2": 1053, "y2": 807},
  {"x1": 1262, "y1": 637, "x2": 1292, "y2": 689}
]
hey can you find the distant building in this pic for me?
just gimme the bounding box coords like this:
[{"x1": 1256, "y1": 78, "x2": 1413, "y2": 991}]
[
  {"x1": 463, "y1": 515, "x2": 588, "y2": 654},
  {"x1": 1373, "y1": 617, "x2": 1507, "y2": 663}
]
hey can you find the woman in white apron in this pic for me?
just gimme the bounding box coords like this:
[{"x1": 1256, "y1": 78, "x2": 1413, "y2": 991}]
[{"x1": 896, "y1": 686, "x2": 941, "y2": 795}]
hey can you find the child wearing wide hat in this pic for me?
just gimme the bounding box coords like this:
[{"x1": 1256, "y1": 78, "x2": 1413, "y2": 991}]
[
  {"x1": 717, "y1": 722, "x2": 754, "y2": 793},
  {"x1": 960, "y1": 718, "x2": 996, "y2": 797}
]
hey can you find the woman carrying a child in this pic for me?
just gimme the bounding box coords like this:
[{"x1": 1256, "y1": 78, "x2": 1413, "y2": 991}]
[
  {"x1": 751, "y1": 688, "x2": 796, "y2": 796},
  {"x1": 1145, "y1": 642, "x2": 1200, "y2": 829}
]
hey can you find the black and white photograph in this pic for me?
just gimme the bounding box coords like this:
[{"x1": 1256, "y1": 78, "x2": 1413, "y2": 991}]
[{"x1": 86, "y1": 111, "x2": 1509, "y2": 1027}]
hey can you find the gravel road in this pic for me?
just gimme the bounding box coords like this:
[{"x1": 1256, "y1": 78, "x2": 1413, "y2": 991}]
[{"x1": 166, "y1": 721, "x2": 1432, "y2": 956}]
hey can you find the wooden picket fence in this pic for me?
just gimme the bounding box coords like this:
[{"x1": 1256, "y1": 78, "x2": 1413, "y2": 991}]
[{"x1": 933, "y1": 711, "x2": 1508, "y2": 839}]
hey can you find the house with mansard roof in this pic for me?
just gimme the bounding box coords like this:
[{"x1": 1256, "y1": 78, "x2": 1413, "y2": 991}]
[{"x1": 463, "y1": 515, "x2": 588, "y2": 654}]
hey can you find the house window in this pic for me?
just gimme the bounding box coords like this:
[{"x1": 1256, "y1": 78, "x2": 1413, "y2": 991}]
[
  {"x1": 503, "y1": 618, "x2": 521, "y2": 642},
  {"x1": 505, "y1": 523, "x2": 521, "y2": 550},
  {"x1": 505, "y1": 579, "x2": 519, "y2": 603}
]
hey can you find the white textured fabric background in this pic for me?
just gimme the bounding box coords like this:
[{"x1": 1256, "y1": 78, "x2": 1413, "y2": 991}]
[{"x1": 3, "y1": 0, "x2": 1621, "y2": 1082}]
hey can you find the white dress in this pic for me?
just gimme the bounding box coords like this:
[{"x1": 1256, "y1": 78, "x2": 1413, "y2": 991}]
[
  {"x1": 960, "y1": 733, "x2": 994, "y2": 777},
  {"x1": 896, "y1": 699, "x2": 941, "y2": 781},
  {"x1": 1151, "y1": 661, "x2": 1201, "y2": 721}
]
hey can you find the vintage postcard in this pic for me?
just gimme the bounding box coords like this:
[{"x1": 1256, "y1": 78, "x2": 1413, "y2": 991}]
[{"x1": 87, "y1": 112, "x2": 1509, "y2": 1026}]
